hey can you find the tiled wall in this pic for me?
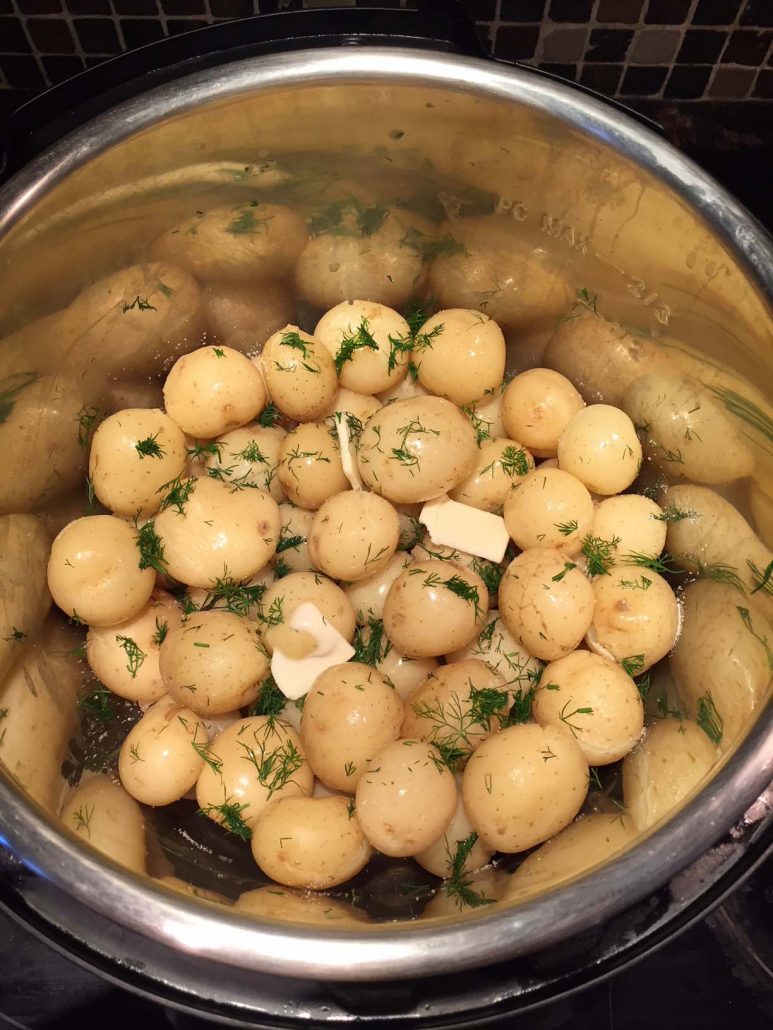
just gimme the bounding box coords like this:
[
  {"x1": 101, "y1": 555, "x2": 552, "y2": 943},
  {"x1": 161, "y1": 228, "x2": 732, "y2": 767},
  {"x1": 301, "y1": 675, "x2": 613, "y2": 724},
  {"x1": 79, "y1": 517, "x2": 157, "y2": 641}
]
[{"x1": 0, "y1": 0, "x2": 771, "y2": 107}]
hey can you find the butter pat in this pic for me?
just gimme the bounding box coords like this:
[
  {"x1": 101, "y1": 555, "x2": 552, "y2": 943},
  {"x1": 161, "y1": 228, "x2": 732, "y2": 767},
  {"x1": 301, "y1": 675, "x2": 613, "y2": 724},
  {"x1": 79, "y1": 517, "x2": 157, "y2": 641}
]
[
  {"x1": 271, "y1": 602, "x2": 355, "y2": 700},
  {"x1": 419, "y1": 495, "x2": 510, "y2": 563},
  {"x1": 334, "y1": 412, "x2": 364, "y2": 491}
]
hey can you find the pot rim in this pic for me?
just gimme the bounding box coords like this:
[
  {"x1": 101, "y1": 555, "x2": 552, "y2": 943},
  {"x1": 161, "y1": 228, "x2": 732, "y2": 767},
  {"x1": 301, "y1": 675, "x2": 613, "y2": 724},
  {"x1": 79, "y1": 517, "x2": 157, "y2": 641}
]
[{"x1": 0, "y1": 47, "x2": 771, "y2": 982}]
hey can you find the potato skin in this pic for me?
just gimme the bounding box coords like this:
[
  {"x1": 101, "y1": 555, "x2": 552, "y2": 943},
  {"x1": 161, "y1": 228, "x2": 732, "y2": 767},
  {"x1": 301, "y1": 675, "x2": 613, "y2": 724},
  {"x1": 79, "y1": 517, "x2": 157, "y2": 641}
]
[
  {"x1": 259, "y1": 570, "x2": 355, "y2": 643},
  {"x1": 449, "y1": 437, "x2": 535, "y2": 512},
  {"x1": 60, "y1": 774, "x2": 147, "y2": 874},
  {"x1": 415, "y1": 308, "x2": 506, "y2": 407},
  {"x1": 308, "y1": 490, "x2": 399, "y2": 582},
  {"x1": 118, "y1": 695, "x2": 206, "y2": 806},
  {"x1": 235, "y1": 886, "x2": 367, "y2": 926},
  {"x1": 314, "y1": 299, "x2": 410, "y2": 395},
  {"x1": 448, "y1": 611, "x2": 543, "y2": 693},
  {"x1": 163, "y1": 345, "x2": 266, "y2": 439},
  {"x1": 502, "y1": 368, "x2": 584, "y2": 458},
  {"x1": 415, "y1": 789, "x2": 494, "y2": 879},
  {"x1": 557, "y1": 404, "x2": 642, "y2": 496},
  {"x1": 277, "y1": 422, "x2": 348, "y2": 510},
  {"x1": 503, "y1": 467, "x2": 594, "y2": 555},
  {"x1": 261, "y1": 326, "x2": 338, "y2": 423}
]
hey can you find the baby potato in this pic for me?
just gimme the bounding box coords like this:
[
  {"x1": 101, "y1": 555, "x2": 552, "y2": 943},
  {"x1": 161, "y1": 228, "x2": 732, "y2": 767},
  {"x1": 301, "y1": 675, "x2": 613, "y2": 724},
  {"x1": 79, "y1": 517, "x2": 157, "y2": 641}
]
[
  {"x1": 670, "y1": 581, "x2": 771, "y2": 750},
  {"x1": 259, "y1": 571, "x2": 356, "y2": 643},
  {"x1": 622, "y1": 718, "x2": 717, "y2": 831},
  {"x1": 326, "y1": 387, "x2": 382, "y2": 425},
  {"x1": 544, "y1": 308, "x2": 671, "y2": 406},
  {"x1": 295, "y1": 204, "x2": 426, "y2": 309},
  {"x1": 402, "y1": 659, "x2": 508, "y2": 762},
  {"x1": 503, "y1": 467, "x2": 594, "y2": 555},
  {"x1": 345, "y1": 551, "x2": 412, "y2": 624},
  {"x1": 533, "y1": 650, "x2": 644, "y2": 765},
  {"x1": 250, "y1": 795, "x2": 372, "y2": 889},
  {"x1": 468, "y1": 384, "x2": 507, "y2": 440},
  {"x1": 163, "y1": 345, "x2": 266, "y2": 439},
  {"x1": 196, "y1": 715, "x2": 313, "y2": 829},
  {"x1": 60, "y1": 774, "x2": 146, "y2": 875},
  {"x1": 273, "y1": 503, "x2": 314, "y2": 575},
  {"x1": 277, "y1": 421, "x2": 348, "y2": 510},
  {"x1": 150, "y1": 202, "x2": 307, "y2": 284},
  {"x1": 309, "y1": 491, "x2": 399, "y2": 582},
  {"x1": 557, "y1": 404, "x2": 642, "y2": 496},
  {"x1": 449, "y1": 437, "x2": 535, "y2": 513},
  {"x1": 384, "y1": 559, "x2": 488, "y2": 658},
  {"x1": 48, "y1": 515, "x2": 155, "y2": 626},
  {"x1": 159, "y1": 611, "x2": 267, "y2": 715},
  {"x1": 503, "y1": 814, "x2": 636, "y2": 903},
  {"x1": 463, "y1": 723, "x2": 589, "y2": 853},
  {"x1": 87, "y1": 589, "x2": 182, "y2": 704},
  {"x1": 235, "y1": 886, "x2": 367, "y2": 926},
  {"x1": 203, "y1": 424, "x2": 285, "y2": 502},
  {"x1": 502, "y1": 368, "x2": 585, "y2": 458},
  {"x1": 302, "y1": 662, "x2": 403, "y2": 792},
  {"x1": 355, "y1": 739, "x2": 457, "y2": 857},
  {"x1": 89, "y1": 408, "x2": 187, "y2": 517},
  {"x1": 586, "y1": 567, "x2": 679, "y2": 673},
  {"x1": 203, "y1": 280, "x2": 294, "y2": 354},
  {"x1": 414, "y1": 309, "x2": 506, "y2": 407},
  {"x1": 357, "y1": 396, "x2": 478, "y2": 503},
  {"x1": 315, "y1": 299, "x2": 410, "y2": 394},
  {"x1": 154, "y1": 476, "x2": 280, "y2": 587},
  {"x1": 0, "y1": 515, "x2": 52, "y2": 683},
  {"x1": 623, "y1": 374, "x2": 753, "y2": 485},
  {"x1": 415, "y1": 789, "x2": 494, "y2": 879},
  {"x1": 0, "y1": 373, "x2": 87, "y2": 514},
  {"x1": 498, "y1": 548, "x2": 595, "y2": 662},
  {"x1": 591, "y1": 494, "x2": 666, "y2": 562},
  {"x1": 448, "y1": 612, "x2": 543, "y2": 694},
  {"x1": 118, "y1": 695, "x2": 206, "y2": 806},
  {"x1": 261, "y1": 326, "x2": 338, "y2": 423}
]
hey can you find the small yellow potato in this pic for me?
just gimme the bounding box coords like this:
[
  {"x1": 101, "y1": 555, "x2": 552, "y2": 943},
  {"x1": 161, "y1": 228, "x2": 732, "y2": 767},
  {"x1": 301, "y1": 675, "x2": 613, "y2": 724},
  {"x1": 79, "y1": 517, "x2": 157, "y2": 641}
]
[
  {"x1": 0, "y1": 515, "x2": 52, "y2": 683},
  {"x1": 47, "y1": 515, "x2": 155, "y2": 626},
  {"x1": 314, "y1": 299, "x2": 410, "y2": 394},
  {"x1": 163, "y1": 345, "x2": 266, "y2": 439},
  {"x1": 235, "y1": 886, "x2": 367, "y2": 926},
  {"x1": 402, "y1": 659, "x2": 508, "y2": 762},
  {"x1": 422, "y1": 867, "x2": 506, "y2": 917},
  {"x1": 502, "y1": 368, "x2": 585, "y2": 459},
  {"x1": 384, "y1": 559, "x2": 488, "y2": 658},
  {"x1": 261, "y1": 326, "x2": 338, "y2": 423},
  {"x1": 414, "y1": 308, "x2": 506, "y2": 407},
  {"x1": 273, "y1": 503, "x2": 315, "y2": 575},
  {"x1": 203, "y1": 424, "x2": 286, "y2": 502},
  {"x1": 0, "y1": 623, "x2": 81, "y2": 814},
  {"x1": 87, "y1": 590, "x2": 182, "y2": 704},
  {"x1": 557, "y1": 404, "x2": 642, "y2": 496},
  {"x1": 663, "y1": 484, "x2": 773, "y2": 601},
  {"x1": 586, "y1": 567, "x2": 679, "y2": 673},
  {"x1": 357, "y1": 396, "x2": 478, "y2": 503},
  {"x1": 154, "y1": 477, "x2": 280, "y2": 587},
  {"x1": 623, "y1": 374, "x2": 753, "y2": 485},
  {"x1": 277, "y1": 421, "x2": 348, "y2": 510},
  {"x1": 532, "y1": 651, "x2": 644, "y2": 765},
  {"x1": 591, "y1": 494, "x2": 666, "y2": 562},
  {"x1": 449, "y1": 437, "x2": 535, "y2": 512},
  {"x1": 0, "y1": 373, "x2": 87, "y2": 514},
  {"x1": 118, "y1": 695, "x2": 206, "y2": 806},
  {"x1": 622, "y1": 718, "x2": 717, "y2": 831},
  {"x1": 670, "y1": 581, "x2": 771, "y2": 750},
  {"x1": 301, "y1": 662, "x2": 403, "y2": 792},
  {"x1": 60, "y1": 774, "x2": 146, "y2": 874},
  {"x1": 462, "y1": 723, "x2": 589, "y2": 853},
  {"x1": 259, "y1": 571, "x2": 356, "y2": 643},
  {"x1": 345, "y1": 551, "x2": 412, "y2": 624},
  {"x1": 89, "y1": 408, "x2": 187, "y2": 517},
  {"x1": 448, "y1": 612, "x2": 543, "y2": 694},
  {"x1": 295, "y1": 204, "x2": 426, "y2": 309},
  {"x1": 503, "y1": 467, "x2": 594, "y2": 555},
  {"x1": 150, "y1": 202, "x2": 307, "y2": 284},
  {"x1": 503, "y1": 814, "x2": 637, "y2": 903},
  {"x1": 157, "y1": 876, "x2": 232, "y2": 906},
  {"x1": 468, "y1": 384, "x2": 507, "y2": 440},
  {"x1": 308, "y1": 491, "x2": 399, "y2": 583},
  {"x1": 251, "y1": 795, "x2": 372, "y2": 889},
  {"x1": 325, "y1": 387, "x2": 382, "y2": 425},
  {"x1": 415, "y1": 789, "x2": 494, "y2": 878},
  {"x1": 196, "y1": 715, "x2": 313, "y2": 829},
  {"x1": 159, "y1": 611, "x2": 267, "y2": 715},
  {"x1": 203, "y1": 280, "x2": 294, "y2": 353},
  {"x1": 426, "y1": 216, "x2": 572, "y2": 332},
  {"x1": 355, "y1": 739, "x2": 457, "y2": 857},
  {"x1": 544, "y1": 308, "x2": 671, "y2": 406},
  {"x1": 498, "y1": 549, "x2": 595, "y2": 661},
  {"x1": 377, "y1": 645, "x2": 439, "y2": 702}
]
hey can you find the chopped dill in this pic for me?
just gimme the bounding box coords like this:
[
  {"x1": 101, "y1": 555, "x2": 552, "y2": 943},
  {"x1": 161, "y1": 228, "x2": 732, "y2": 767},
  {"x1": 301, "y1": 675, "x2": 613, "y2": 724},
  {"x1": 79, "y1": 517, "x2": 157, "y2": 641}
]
[
  {"x1": 134, "y1": 433, "x2": 165, "y2": 459},
  {"x1": 335, "y1": 318, "x2": 379, "y2": 375},
  {"x1": 696, "y1": 692, "x2": 723, "y2": 744},
  {"x1": 115, "y1": 635, "x2": 146, "y2": 679},
  {"x1": 352, "y1": 618, "x2": 392, "y2": 666},
  {"x1": 581, "y1": 534, "x2": 620, "y2": 576},
  {"x1": 136, "y1": 520, "x2": 167, "y2": 575},
  {"x1": 441, "y1": 832, "x2": 494, "y2": 910}
]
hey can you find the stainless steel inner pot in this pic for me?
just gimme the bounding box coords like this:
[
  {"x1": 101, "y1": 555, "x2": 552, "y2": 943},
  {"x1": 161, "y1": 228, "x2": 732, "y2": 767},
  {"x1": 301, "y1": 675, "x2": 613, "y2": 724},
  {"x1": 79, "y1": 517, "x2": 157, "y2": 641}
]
[{"x1": 0, "y1": 46, "x2": 771, "y2": 985}]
